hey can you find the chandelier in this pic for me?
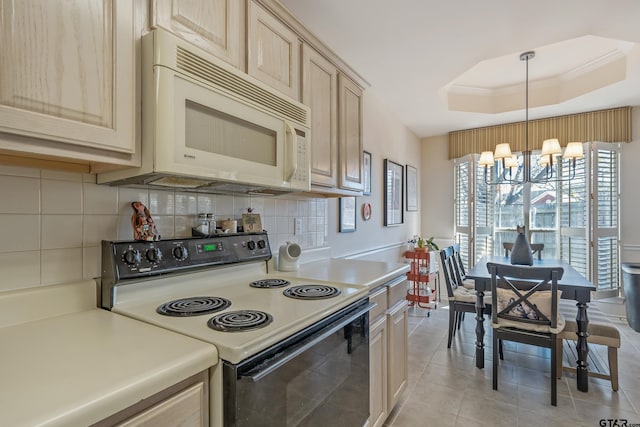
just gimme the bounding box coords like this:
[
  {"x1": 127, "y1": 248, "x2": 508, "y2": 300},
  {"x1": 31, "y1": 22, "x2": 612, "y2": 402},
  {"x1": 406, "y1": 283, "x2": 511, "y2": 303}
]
[{"x1": 478, "y1": 51, "x2": 584, "y2": 185}]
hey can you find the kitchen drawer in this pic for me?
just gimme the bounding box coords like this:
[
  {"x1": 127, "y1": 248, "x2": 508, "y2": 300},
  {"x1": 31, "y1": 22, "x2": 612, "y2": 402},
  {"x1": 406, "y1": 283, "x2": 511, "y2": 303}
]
[
  {"x1": 369, "y1": 286, "x2": 387, "y2": 323},
  {"x1": 387, "y1": 278, "x2": 407, "y2": 308}
]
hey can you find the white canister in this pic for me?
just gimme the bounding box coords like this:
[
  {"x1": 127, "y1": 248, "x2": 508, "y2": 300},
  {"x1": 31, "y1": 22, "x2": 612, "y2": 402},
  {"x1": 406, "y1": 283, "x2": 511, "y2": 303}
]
[
  {"x1": 220, "y1": 219, "x2": 237, "y2": 233},
  {"x1": 278, "y1": 242, "x2": 302, "y2": 271}
]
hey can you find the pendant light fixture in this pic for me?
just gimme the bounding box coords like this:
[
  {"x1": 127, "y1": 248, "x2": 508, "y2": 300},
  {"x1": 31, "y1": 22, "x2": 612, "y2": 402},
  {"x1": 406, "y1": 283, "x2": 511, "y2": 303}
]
[{"x1": 478, "y1": 51, "x2": 584, "y2": 184}]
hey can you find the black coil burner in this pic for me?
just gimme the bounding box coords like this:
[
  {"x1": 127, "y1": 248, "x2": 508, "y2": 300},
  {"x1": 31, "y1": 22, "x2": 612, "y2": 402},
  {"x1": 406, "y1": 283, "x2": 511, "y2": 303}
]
[
  {"x1": 249, "y1": 278, "x2": 291, "y2": 289},
  {"x1": 207, "y1": 310, "x2": 273, "y2": 332},
  {"x1": 283, "y1": 284, "x2": 341, "y2": 300},
  {"x1": 156, "y1": 296, "x2": 231, "y2": 317}
]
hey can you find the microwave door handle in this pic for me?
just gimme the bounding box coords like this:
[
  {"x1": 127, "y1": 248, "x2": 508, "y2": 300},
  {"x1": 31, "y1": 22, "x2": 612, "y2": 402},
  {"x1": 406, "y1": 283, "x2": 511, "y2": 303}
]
[{"x1": 285, "y1": 122, "x2": 298, "y2": 181}]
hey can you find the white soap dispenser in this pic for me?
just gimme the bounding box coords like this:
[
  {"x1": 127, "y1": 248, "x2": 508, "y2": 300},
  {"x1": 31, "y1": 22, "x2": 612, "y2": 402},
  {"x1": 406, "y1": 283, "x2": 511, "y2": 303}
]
[{"x1": 278, "y1": 242, "x2": 301, "y2": 271}]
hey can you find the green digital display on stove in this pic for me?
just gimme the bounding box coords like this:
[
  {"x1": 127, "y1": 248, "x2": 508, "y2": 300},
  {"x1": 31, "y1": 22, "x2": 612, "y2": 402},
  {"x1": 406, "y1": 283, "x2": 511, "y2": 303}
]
[{"x1": 203, "y1": 243, "x2": 218, "y2": 252}]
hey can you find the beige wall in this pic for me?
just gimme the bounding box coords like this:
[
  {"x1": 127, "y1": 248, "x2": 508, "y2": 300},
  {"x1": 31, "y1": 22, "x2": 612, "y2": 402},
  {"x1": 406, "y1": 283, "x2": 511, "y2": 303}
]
[
  {"x1": 327, "y1": 90, "x2": 421, "y2": 259},
  {"x1": 620, "y1": 107, "x2": 640, "y2": 263},
  {"x1": 420, "y1": 134, "x2": 454, "y2": 250}
]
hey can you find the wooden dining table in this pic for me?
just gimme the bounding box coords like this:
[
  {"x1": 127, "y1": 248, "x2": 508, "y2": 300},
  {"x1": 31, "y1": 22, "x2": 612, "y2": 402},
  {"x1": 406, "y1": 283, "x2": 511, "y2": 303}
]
[{"x1": 466, "y1": 256, "x2": 596, "y2": 392}]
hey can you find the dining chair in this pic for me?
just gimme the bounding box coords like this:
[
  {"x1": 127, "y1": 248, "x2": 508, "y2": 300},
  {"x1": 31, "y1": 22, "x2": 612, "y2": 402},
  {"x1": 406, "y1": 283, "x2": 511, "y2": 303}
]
[
  {"x1": 488, "y1": 262, "x2": 564, "y2": 406},
  {"x1": 452, "y1": 243, "x2": 475, "y2": 290},
  {"x1": 440, "y1": 246, "x2": 491, "y2": 348},
  {"x1": 503, "y1": 242, "x2": 544, "y2": 259}
]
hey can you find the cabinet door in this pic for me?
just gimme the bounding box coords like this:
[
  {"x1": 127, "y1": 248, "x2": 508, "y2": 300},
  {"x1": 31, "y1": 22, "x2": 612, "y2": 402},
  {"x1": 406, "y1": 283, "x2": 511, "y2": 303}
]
[
  {"x1": 151, "y1": 0, "x2": 244, "y2": 69},
  {"x1": 302, "y1": 44, "x2": 337, "y2": 187},
  {"x1": 387, "y1": 300, "x2": 408, "y2": 411},
  {"x1": 369, "y1": 315, "x2": 388, "y2": 427},
  {"x1": 0, "y1": 0, "x2": 135, "y2": 154},
  {"x1": 117, "y1": 381, "x2": 206, "y2": 427},
  {"x1": 338, "y1": 74, "x2": 364, "y2": 191},
  {"x1": 247, "y1": 0, "x2": 300, "y2": 100}
]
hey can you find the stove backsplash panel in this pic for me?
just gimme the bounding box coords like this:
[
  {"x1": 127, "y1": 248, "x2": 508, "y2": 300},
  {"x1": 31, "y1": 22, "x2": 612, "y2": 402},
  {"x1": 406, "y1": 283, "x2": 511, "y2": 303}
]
[{"x1": 0, "y1": 165, "x2": 327, "y2": 291}]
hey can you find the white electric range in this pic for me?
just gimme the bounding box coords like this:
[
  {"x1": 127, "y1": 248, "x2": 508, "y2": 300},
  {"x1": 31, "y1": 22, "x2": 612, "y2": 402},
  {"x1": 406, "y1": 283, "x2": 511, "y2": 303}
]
[{"x1": 101, "y1": 231, "x2": 372, "y2": 427}]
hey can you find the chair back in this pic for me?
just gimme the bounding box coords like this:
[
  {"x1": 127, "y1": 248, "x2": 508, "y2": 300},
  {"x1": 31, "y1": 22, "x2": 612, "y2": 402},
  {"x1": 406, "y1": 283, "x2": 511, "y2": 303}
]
[
  {"x1": 487, "y1": 262, "x2": 563, "y2": 329},
  {"x1": 452, "y1": 243, "x2": 467, "y2": 277},
  {"x1": 503, "y1": 242, "x2": 544, "y2": 260},
  {"x1": 439, "y1": 246, "x2": 458, "y2": 298}
]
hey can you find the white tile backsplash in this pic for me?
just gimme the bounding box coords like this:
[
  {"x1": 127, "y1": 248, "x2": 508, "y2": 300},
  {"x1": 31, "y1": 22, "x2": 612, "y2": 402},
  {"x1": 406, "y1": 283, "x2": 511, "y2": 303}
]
[
  {"x1": 82, "y1": 246, "x2": 101, "y2": 280},
  {"x1": 0, "y1": 176, "x2": 40, "y2": 214},
  {"x1": 0, "y1": 214, "x2": 40, "y2": 252},
  {"x1": 41, "y1": 248, "x2": 83, "y2": 285},
  {"x1": 0, "y1": 251, "x2": 41, "y2": 290},
  {"x1": 0, "y1": 166, "x2": 327, "y2": 290},
  {"x1": 148, "y1": 190, "x2": 174, "y2": 215},
  {"x1": 82, "y1": 215, "x2": 118, "y2": 246},
  {"x1": 41, "y1": 215, "x2": 83, "y2": 249},
  {"x1": 42, "y1": 179, "x2": 82, "y2": 214},
  {"x1": 83, "y1": 183, "x2": 118, "y2": 214},
  {"x1": 118, "y1": 188, "x2": 149, "y2": 214}
]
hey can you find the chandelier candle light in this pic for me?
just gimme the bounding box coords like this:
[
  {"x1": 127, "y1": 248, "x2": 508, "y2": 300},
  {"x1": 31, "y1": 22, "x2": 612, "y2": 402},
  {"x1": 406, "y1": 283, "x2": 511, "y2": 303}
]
[{"x1": 478, "y1": 51, "x2": 585, "y2": 184}]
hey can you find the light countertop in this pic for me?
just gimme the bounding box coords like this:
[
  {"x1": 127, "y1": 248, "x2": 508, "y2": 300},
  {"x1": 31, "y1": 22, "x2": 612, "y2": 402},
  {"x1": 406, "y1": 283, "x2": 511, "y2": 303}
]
[
  {"x1": 281, "y1": 258, "x2": 410, "y2": 289},
  {"x1": 0, "y1": 282, "x2": 218, "y2": 427}
]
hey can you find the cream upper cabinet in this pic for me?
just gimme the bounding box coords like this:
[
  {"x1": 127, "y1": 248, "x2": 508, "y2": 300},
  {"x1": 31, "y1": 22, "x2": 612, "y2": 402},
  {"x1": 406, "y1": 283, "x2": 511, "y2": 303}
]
[
  {"x1": 151, "y1": 0, "x2": 245, "y2": 69},
  {"x1": 338, "y1": 74, "x2": 364, "y2": 192},
  {"x1": 247, "y1": 0, "x2": 300, "y2": 100},
  {"x1": 0, "y1": 0, "x2": 136, "y2": 158},
  {"x1": 302, "y1": 44, "x2": 338, "y2": 188}
]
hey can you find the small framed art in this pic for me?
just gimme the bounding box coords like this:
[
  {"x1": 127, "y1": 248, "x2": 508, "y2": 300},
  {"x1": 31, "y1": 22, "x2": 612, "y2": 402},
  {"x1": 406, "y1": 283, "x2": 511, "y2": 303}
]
[
  {"x1": 363, "y1": 151, "x2": 372, "y2": 196},
  {"x1": 384, "y1": 159, "x2": 404, "y2": 226},
  {"x1": 339, "y1": 196, "x2": 357, "y2": 232},
  {"x1": 406, "y1": 165, "x2": 417, "y2": 211}
]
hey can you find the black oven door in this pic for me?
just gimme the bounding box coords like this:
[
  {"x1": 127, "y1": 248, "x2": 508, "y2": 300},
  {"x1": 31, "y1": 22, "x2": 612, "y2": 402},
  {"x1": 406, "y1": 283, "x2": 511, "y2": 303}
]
[{"x1": 223, "y1": 299, "x2": 372, "y2": 427}]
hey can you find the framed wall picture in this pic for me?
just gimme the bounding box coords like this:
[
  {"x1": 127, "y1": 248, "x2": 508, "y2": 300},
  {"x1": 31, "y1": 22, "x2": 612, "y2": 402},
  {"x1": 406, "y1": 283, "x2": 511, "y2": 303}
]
[
  {"x1": 339, "y1": 196, "x2": 357, "y2": 232},
  {"x1": 406, "y1": 165, "x2": 418, "y2": 211},
  {"x1": 363, "y1": 151, "x2": 372, "y2": 195},
  {"x1": 384, "y1": 159, "x2": 404, "y2": 226}
]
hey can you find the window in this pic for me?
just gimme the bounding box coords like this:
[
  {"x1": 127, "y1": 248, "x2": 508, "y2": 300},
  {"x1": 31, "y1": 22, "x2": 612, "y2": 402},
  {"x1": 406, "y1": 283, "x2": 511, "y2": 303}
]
[{"x1": 455, "y1": 143, "x2": 620, "y2": 295}]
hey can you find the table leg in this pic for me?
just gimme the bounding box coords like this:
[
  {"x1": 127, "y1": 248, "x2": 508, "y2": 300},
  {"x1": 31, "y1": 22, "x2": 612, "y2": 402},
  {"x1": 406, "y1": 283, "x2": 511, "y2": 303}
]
[
  {"x1": 575, "y1": 301, "x2": 590, "y2": 392},
  {"x1": 475, "y1": 290, "x2": 485, "y2": 369}
]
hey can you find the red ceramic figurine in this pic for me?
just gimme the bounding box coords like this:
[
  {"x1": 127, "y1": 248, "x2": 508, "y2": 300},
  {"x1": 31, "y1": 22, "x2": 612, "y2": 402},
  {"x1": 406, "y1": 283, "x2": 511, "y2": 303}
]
[{"x1": 131, "y1": 201, "x2": 159, "y2": 241}]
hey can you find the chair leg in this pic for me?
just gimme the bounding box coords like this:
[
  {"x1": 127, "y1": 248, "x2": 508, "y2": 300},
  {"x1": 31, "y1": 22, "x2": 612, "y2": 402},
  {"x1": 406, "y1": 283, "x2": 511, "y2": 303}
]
[
  {"x1": 492, "y1": 331, "x2": 498, "y2": 391},
  {"x1": 551, "y1": 341, "x2": 557, "y2": 406},
  {"x1": 457, "y1": 311, "x2": 463, "y2": 330},
  {"x1": 608, "y1": 347, "x2": 619, "y2": 391},
  {"x1": 498, "y1": 339, "x2": 504, "y2": 360},
  {"x1": 556, "y1": 338, "x2": 563, "y2": 379},
  {"x1": 447, "y1": 307, "x2": 455, "y2": 348}
]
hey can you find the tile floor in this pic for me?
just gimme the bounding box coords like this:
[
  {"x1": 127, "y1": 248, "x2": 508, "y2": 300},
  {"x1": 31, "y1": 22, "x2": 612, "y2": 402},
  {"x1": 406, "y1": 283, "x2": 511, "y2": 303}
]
[{"x1": 386, "y1": 301, "x2": 640, "y2": 427}]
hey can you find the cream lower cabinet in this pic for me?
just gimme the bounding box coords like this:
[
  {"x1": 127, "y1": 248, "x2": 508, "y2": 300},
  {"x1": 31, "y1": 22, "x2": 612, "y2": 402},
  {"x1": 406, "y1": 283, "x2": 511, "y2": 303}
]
[
  {"x1": 0, "y1": 0, "x2": 138, "y2": 168},
  {"x1": 151, "y1": 0, "x2": 245, "y2": 70},
  {"x1": 387, "y1": 299, "x2": 409, "y2": 411},
  {"x1": 369, "y1": 314, "x2": 388, "y2": 427},
  {"x1": 368, "y1": 277, "x2": 408, "y2": 427},
  {"x1": 93, "y1": 371, "x2": 209, "y2": 427}
]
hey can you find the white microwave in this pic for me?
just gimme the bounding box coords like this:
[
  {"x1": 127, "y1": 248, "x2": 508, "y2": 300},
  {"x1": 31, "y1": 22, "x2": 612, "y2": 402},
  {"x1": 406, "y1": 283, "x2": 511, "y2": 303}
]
[{"x1": 98, "y1": 29, "x2": 311, "y2": 194}]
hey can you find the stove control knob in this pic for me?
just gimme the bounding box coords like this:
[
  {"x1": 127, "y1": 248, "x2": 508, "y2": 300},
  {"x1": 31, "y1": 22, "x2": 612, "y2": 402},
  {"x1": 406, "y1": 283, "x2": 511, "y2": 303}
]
[
  {"x1": 173, "y1": 245, "x2": 188, "y2": 260},
  {"x1": 257, "y1": 240, "x2": 266, "y2": 249},
  {"x1": 123, "y1": 249, "x2": 141, "y2": 265},
  {"x1": 247, "y1": 240, "x2": 256, "y2": 251},
  {"x1": 146, "y1": 248, "x2": 162, "y2": 263}
]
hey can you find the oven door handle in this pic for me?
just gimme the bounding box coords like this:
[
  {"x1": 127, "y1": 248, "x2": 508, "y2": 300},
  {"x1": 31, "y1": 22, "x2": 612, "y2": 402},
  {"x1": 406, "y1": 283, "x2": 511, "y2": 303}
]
[{"x1": 245, "y1": 302, "x2": 375, "y2": 382}]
